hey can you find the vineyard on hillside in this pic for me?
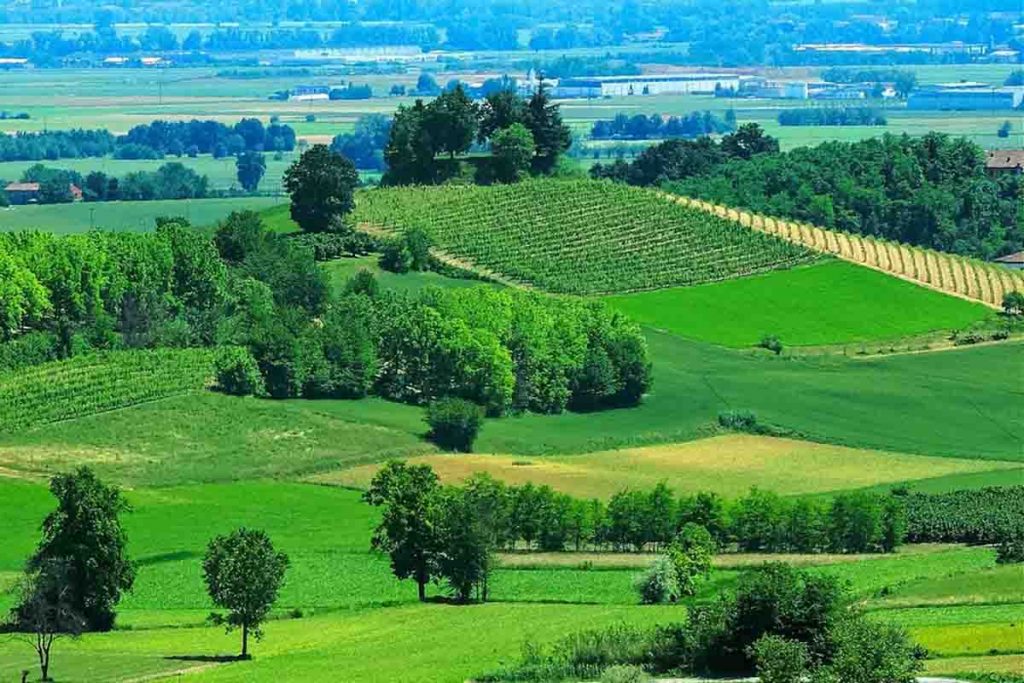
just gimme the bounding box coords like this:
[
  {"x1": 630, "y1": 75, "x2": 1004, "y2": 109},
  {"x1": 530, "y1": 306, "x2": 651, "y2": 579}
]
[
  {"x1": 0, "y1": 348, "x2": 218, "y2": 432},
  {"x1": 354, "y1": 180, "x2": 816, "y2": 295},
  {"x1": 665, "y1": 194, "x2": 1024, "y2": 309}
]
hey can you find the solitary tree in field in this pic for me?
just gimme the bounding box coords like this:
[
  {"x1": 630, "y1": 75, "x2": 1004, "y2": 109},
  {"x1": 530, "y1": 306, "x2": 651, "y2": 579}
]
[
  {"x1": 14, "y1": 467, "x2": 135, "y2": 632},
  {"x1": 236, "y1": 151, "x2": 266, "y2": 192},
  {"x1": 202, "y1": 528, "x2": 289, "y2": 659},
  {"x1": 363, "y1": 461, "x2": 441, "y2": 601},
  {"x1": 283, "y1": 144, "x2": 359, "y2": 233},
  {"x1": 10, "y1": 560, "x2": 85, "y2": 682}
]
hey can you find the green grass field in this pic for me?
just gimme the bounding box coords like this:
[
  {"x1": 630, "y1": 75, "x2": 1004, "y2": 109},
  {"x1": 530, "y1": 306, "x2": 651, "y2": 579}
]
[
  {"x1": 0, "y1": 196, "x2": 284, "y2": 233},
  {"x1": 1, "y1": 475, "x2": 1018, "y2": 681},
  {"x1": 605, "y1": 260, "x2": 992, "y2": 348}
]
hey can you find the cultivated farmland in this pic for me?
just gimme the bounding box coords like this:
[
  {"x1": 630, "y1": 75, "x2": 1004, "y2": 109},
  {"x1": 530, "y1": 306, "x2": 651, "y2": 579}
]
[{"x1": 354, "y1": 179, "x2": 817, "y2": 294}]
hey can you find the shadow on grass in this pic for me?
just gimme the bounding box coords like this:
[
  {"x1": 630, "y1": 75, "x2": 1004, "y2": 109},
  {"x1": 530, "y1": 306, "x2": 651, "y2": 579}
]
[
  {"x1": 137, "y1": 550, "x2": 201, "y2": 566},
  {"x1": 164, "y1": 654, "x2": 249, "y2": 663}
]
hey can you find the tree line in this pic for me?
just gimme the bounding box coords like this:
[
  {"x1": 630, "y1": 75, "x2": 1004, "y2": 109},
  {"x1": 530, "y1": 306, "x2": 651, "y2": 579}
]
[
  {"x1": 2, "y1": 162, "x2": 211, "y2": 204},
  {"x1": 777, "y1": 107, "x2": 887, "y2": 127},
  {"x1": 590, "y1": 110, "x2": 735, "y2": 140},
  {"x1": 592, "y1": 125, "x2": 1023, "y2": 260},
  {"x1": 1, "y1": 468, "x2": 289, "y2": 680},
  {"x1": 0, "y1": 118, "x2": 296, "y2": 163}
]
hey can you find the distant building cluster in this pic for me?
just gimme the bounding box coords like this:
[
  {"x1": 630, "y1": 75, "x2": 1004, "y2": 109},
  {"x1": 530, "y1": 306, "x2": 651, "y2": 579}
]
[
  {"x1": 526, "y1": 72, "x2": 741, "y2": 99},
  {"x1": 908, "y1": 83, "x2": 1024, "y2": 111}
]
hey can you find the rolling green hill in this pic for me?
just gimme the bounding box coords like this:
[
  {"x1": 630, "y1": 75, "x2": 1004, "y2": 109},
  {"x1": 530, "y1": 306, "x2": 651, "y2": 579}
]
[{"x1": 353, "y1": 179, "x2": 817, "y2": 294}]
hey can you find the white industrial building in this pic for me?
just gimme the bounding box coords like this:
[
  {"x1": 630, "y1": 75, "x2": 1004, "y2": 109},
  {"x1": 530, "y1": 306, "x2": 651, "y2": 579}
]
[{"x1": 533, "y1": 73, "x2": 740, "y2": 99}]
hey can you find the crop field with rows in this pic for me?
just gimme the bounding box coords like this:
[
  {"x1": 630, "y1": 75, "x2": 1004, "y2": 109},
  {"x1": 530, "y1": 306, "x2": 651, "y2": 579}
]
[
  {"x1": 354, "y1": 179, "x2": 817, "y2": 294},
  {"x1": 0, "y1": 348, "x2": 217, "y2": 433}
]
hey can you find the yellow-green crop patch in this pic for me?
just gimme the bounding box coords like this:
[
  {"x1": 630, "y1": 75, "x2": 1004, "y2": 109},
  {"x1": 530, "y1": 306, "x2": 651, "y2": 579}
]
[
  {"x1": 605, "y1": 260, "x2": 992, "y2": 348},
  {"x1": 322, "y1": 434, "x2": 1021, "y2": 498}
]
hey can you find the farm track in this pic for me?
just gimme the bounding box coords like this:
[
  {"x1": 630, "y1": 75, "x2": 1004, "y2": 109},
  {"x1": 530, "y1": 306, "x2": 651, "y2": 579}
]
[{"x1": 661, "y1": 193, "x2": 1024, "y2": 310}]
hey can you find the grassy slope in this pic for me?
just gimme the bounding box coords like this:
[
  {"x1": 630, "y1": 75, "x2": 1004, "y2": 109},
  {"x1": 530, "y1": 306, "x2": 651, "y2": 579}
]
[
  {"x1": 605, "y1": 260, "x2": 991, "y2": 348},
  {"x1": 0, "y1": 196, "x2": 284, "y2": 234},
  {"x1": 324, "y1": 434, "x2": 1019, "y2": 499}
]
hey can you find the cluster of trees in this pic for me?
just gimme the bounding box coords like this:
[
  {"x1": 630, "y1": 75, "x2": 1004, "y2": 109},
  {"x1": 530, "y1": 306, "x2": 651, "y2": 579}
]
[
  {"x1": 0, "y1": 119, "x2": 295, "y2": 164},
  {"x1": 590, "y1": 123, "x2": 780, "y2": 186},
  {"x1": 213, "y1": 214, "x2": 650, "y2": 417},
  {"x1": 528, "y1": 24, "x2": 616, "y2": 51},
  {"x1": 590, "y1": 111, "x2": 735, "y2": 140},
  {"x1": 821, "y1": 67, "x2": 918, "y2": 96},
  {"x1": 330, "y1": 114, "x2": 391, "y2": 170},
  {"x1": 118, "y1": 118, "x2": 296, "y2": 159},
  {"x1": 668, "y1": 133, "x2": 1023, "y2": 259},
  {"x1": 3, "y1": 162, "x2": 210, "y2": 204},
  {"x1": 328, "y1": 82, "x2": 373, "y2": 100},
  {"x1": 777, "y1": 107, "x2": 887, "y2": 127},
  {"x1": 2, "y1": 468, "x2": 288, "y2": 680},
  {"x1": 0, "y1": 129, "x2": 117, "y2": 162},
  {"x1": 383, "y1": 85, "x2": 571, "y2": 185},
  {"x1": 593, "y1": 125, "x2": 1023, "y2": 259},
  {"x1": 486, "y1": 562, "x2": 923, "y2": 682}
]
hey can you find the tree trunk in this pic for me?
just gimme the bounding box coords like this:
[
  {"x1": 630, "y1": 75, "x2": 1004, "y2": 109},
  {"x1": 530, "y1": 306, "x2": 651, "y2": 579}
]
[
  {"x1": 417, "y1": 579, "x2": 426, "y2": 602},
  {"x1": 241, "y1": 622, "x2": 249, "y2": 659}
]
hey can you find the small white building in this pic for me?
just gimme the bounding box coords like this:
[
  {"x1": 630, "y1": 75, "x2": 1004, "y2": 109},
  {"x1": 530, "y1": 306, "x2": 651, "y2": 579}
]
[
  {"x1": 552, "y1": 73, "x2": 740, "y2": 99},
  {"x1": 994, "y1": 251, "x2": 1024, "y2": 270}
]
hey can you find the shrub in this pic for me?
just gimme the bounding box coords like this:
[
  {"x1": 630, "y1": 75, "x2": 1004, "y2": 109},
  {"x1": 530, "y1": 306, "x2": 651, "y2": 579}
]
[
  {"x1": 344, "y1": 270, "x2": 380, "y2": 298},
  {"x1": 601, "y1": 664, "x2": 651, "y2": 683},
  {"x1": 996, "y1": 527, "x2": 1024, "y2": 564},
  {"x1": 406, "y1": 227, "x2": 432, "y2": 271},
  {"x1": 634, "y1": 556, "x2": 680, "y2": 604},
  {"x1": 379, "y1": 239, "x2": 412, "y2": 273},
  {"x1": 1002, "y1": 290, "x2": 1024, "y2": 316},
  {"x1": 718, "y1": 409, "x2": 758, "y2": 432},
  {"x1": 758, "y1": 334, "x2": 783, "y2": 355},
  {"x1": 750, "y1": 635, "x2": 809, "y2": 683},
  {"x1": 214, "y1": 347, "x2": 265, "y2": 397},
  {"x1": 822, "y1": 619, "x2": 921, "y2": 683},
  {"x1": 425, "y1": 397, "x2": 483, "y2": 451}
]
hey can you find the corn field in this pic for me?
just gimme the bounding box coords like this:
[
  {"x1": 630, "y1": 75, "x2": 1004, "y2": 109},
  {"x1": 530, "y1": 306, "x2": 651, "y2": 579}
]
[
  {"x1": 0, "y1": 348, "x2": 217, "y2": 433},
  {"x1": 355, "y1": 180, "x2": 816, "y2": 295},
  {"x1": 664, "y1": 194, "x2": 1024, "y2": 309}
]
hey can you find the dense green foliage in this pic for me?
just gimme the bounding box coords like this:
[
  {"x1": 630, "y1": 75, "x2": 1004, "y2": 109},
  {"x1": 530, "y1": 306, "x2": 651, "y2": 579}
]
[
  {"x1": 426, "y1": 397, "x2": 484, "y2": 451},
  {"x1": 777, "y1": 107, "x2": 887, "y2": 127},
  {"x1": 590, "y1": 111, "x2": 734, "y2": 140},
  {"x1": 666, "y1": 133, "x2": 1023, "y2": 259},
  {"x1": 904, "y1": 486, "x2": 1024, "y2": 545},
  {"x1": 383, "y1": 85, "x2": 570, "y2": 185},
  {"x1": 203, "y1": 528, "x2": 289, "y2": 658},
  {"x1": 356, "y1": 179, "x2": 814, "y2": 294},
  {"x1": 12, "y1": 468, "x2": 134, "y2": 632},
  {"x1": 282, "y1": 144, "x2": 359, "y2": 233}
]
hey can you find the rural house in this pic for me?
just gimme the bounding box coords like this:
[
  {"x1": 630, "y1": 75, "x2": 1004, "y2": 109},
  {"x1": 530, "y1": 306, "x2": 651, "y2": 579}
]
[
  {"x1": 985, "y1": 150, "x2": 1024, "y2": 176},
  {"x1": 3, "y1": 181, "x2": 83, "y2": 204},
  {"x1": 995, "y1": 251, "x2": 1024, "y2": 271}
]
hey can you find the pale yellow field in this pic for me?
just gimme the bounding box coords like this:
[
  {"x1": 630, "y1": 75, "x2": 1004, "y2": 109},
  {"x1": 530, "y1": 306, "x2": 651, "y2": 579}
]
[
  {"x1": 924, "y1": 653, "x2": 1024, "y2": 675},
  {"x1": 318, "y1": 434, "x2": 1019, "y2": 498}
]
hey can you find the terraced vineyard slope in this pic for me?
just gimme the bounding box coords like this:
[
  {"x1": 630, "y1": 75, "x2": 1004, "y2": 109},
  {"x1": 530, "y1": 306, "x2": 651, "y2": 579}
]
[
  {"x1": 0, "y1": 348, "x2": 217, "y2": 432},
  {"x1": 355, "y1": 180, "x2": 816, "y2": 294},
  {"x1": 664, "y1": 193, "x2": 1024, "y2": 309}
]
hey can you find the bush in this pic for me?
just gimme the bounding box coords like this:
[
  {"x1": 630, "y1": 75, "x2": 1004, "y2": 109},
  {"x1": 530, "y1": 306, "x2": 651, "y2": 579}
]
[
  {"x1": 406, "y1": 227, "x2": 432, "y2": 271},
  {"x1": 425, "y1": 397, "x2": 483, "y2": 451},
  {"x1": 758, "y1": 334, "x2": 783, "y2": 355},
  {"x1": 634, "y1": 556, "x2": 680, "y2": 604},
  {"x1": 718, "y1": 409, "x2": 758, "y2": 432},
  {"x1": 750, "y1": 635, "x2": 809, "y2": 683},
  {"x1": 214, "y1": 347, "x2": 265, "y2": 397},
  {"x1": 822, "y1": 619, "x2": 921, "y2": 683},
  {"x1": 601, "y1": 664, "x2": 651, "y2": 683},
  {"x1": 996, "y1": 528, "x2": 1024, "y2": 564},
  {"x1": 379, "y1": 239, "x2": 412, "y2": 273},
  {"x1": 344, "y1": 270, "x2": 380, "y2": 298}
]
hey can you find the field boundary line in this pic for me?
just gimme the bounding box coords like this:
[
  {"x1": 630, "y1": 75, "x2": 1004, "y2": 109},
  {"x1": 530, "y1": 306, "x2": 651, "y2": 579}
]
[{"x1": 657, "y1": 192, "x2": 1022, "y2": 310}]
